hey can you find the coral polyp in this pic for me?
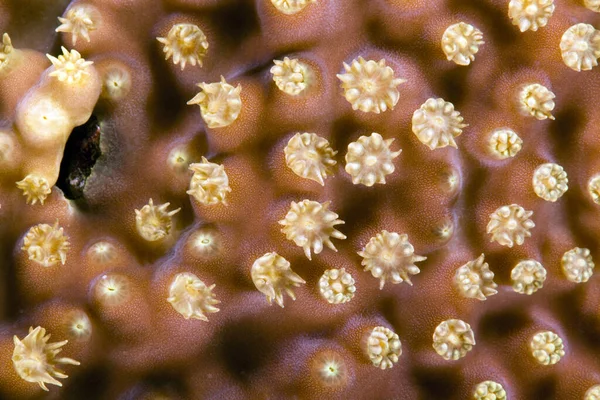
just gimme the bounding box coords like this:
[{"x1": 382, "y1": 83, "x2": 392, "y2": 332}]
[
  {"x1": 135, "y1": 199, "x2": 180, "y2": 242},
  {"x1": 55, "y1": 4, "x2": 99, "y2": 45},
  {"x1": 586, "y1": 385, "x2": 600, "y2": 400},
  {"x1": 441, "y1": 22, "x2": 484, "y2": 66},
  {"x1": 271, "y1": 0, "x2": 316, "y2": 15},
  {"x1": 453, "y1": 254, "x2": 498, "y2": 301},
  {"x1": 318, "y1": 268, "x2": 356, "y2": 304},
  {"x1": 561, "y1": 247, "x2": 594, "y2": 283},
  {"x1": 412, "y1": 98, "x2": 467, "y2": 150},
  {"x1": 271, "y1": 57, "x2": 310, "y2": 96},
  {"x1": 187, "y1": 77, "x2": 242, "y2": 128},
  {"x1": 487, "y1": 204, "x2": 535, "y2": 247},
  {"x1": 16, "y1": 174, "x2": 52, "y2": 205},
  {"x1": 585, "y1": 0, "x2": 600, "y2": 12},
  {"x1": 532, "y1": 162, "x2": 568, "y2": 202},
  {"x1": 167, "y1": 272, "x2": 220, "y2": 321},
  {"x1": 588, "y1": 174, "x2": 600, "y2": 205},
  {"x1": 488, "y1": 128, "x2": 523, "y2": 159},
  {"x1": 22, "y1": 222, "x2": 70, "y2": 267},
  {"x1": 511, "y1": 260, "x2": 547, "y2": 295},
  {"x1": 93, "y1": 274, "x2": 131, "y2": 306},
  {"x1": 432, "y1": 319, "x2": 475, "y2": 361},
  {"x1": 508, "y1": 0, "x2": 555, "y2": 32},
  {"x1": 284, "y1": 132, "x2": 337, "y2": 185},
  {"x1": 157, "y1": 23, "x2": 209, "y2": 70},
  {"x1": 366, "y1": 326, "x2": 402, "y2": 370},
  {"x1": 518, "y1": 83, "x2": 555, "y2": 120},
  {"x1": 47, "y1": 47, "x2": 93, "y2": 84},
  {"x1": 250, "y1": 252, "x2": 306, "y2": 307},
  {"x1": 344, "y1": 132, "x2": 401, "y2": 186},
  {"x1": 187, "y1": 157, "x2": 231, "y2": 206},
  {"x1": 530, "y1": 330, "x2": 565, "y2": 365},
  {"x1": 560, "y1": 23, "x2": 600, "y2": 72},
  {"x1": 473, "y1": 381, "x2": 506, "y2": 400}
]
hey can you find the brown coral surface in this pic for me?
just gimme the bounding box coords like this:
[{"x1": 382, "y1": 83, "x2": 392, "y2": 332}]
[{"x1": 1, "y1": 0, "x2": 600, "y2": 399}]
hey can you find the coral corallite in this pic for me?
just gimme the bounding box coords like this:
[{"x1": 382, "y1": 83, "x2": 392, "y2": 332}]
[
  {"x1": 344, "y1": 132, "x2": 401, "y2": 186},
  {"x1": 167, "y1": 272, "x2": 220, "y2": 321},
  {"x1": 284, "y1": 132, "x2": 337, "y2": 185},
  {"x1": 487, "y1": 204, "x2": 535, "y2": 247},
  {"x1": 412, "y1": 98, "x2": 467, "y2": 150},
  {"x1": 21, "y1": 222, "x2": 70, "y2": 267},
  {"x1": 432, "y1": 319, "x2": 476, "y2": 361},
  {"x1": 250, "y1": 252, "x2": 306, "y2": 307},
  {"x1": 366, "y1": 326, "x2": 402, "y2": 370}
]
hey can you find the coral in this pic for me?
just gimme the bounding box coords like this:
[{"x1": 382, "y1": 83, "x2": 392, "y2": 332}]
[
  {"x1": 336, "y1": 57, "x2": 406, "y2": 114},
  {"x1": 560, "y1": 23, "x2": 600, "y2": 72},
  {"x1": 284, "y1": 132, "x2": 337, "y2": 185},
  {"x1": 47, "y1": 47, "x2": 93, "y2": 84},
  {"x1": 157, "y1": 23, "x2": 208, "y2": 70},
  {"x1": 412, "y1": 98, "x2": 467, "y2": 150},
  {"x1": 101, "y1": 65, "x2": 131, "y2": 100},
  {"x1": 63, "y1": 310, "x2": 92, "y2": 342},
  {"x1": 585, "y1": 0, "x2": 600, "y2": 12},
  {"x1": 55, "y1": 4, "x2": 99, "y2": 45},
  {"x1": 488, "y1": 128, "x2": 523, "y2": 159},
  {"x1": 511, "y1": 260, "x2": 546, "y2": 295},
  {"x1": 12, "y1": 326, "x2": 80, "y2": 391},
  {"x1": 318, "y1": 268, "x2": 356, "y2": 304},
  {"x1": 561, "y1": 247, "x2": 594, "y2": 283},
  {"x1": 86, "y1": 241, "x2": 117, "y2": 265},
  {"x1": 187, "y1": 157, "x2": 231, "y2": 206},
  {"x1": 250, "y1": 252, "x2": 306, "y2": 307},
  {"x1": 187, "y1": 77, "x2": 242, "y2": 128},
  {"x1": 486, "y1": 204, "x2": 535, "y2": 247},
  {"x1": 358, "y1": 230, "x2": 426, "y2": 289},
  {"x1": 473, "y1": 381, "x2": 506, "y2": 400},
  {"x1": 16, "y1": 174, "x2": 52, "y2": 205},
  {"x1": 271, "y1": 0, "x2": 316, "y2": 15},
  {"x1": 588, "y1": 175, "x2": 600, "y2": 205},
  {"x1": 271, "y1": 57, "x2": 310, "y2": 96},
  {"x1": 93, "y1": 274, "x2": 131, "y2": 306},
  {"x1": 508, "y1": 0, "x2": 554, "y2": 32},
  {"x1": 453, "y1": 254, "x2": 498, "y2": 301},
  {"x1": 366, "y1": 326, "x2": 402, "y2": 370},
  {"x1": 344, "y1": 132, "x2": 401, "y2": 186},
  {"x1": 586, "y1": 385, "x2": 600, "y2": 400},
  {"x1": 532, "y1": 163, "x2": 568, "y2": 202},
  {"x1": 0, "y1": 32, "x2": 12, "y2": 69},
  {"x1": 432, "y1": 319, "x2": 475, "y2": 361},
  {"x1": 529, "y1": 331, "x2": 565, "y2": 365},
  {"x1": 278, "y1": 200, "x2": 346, "y2": 260},
  {"x1": 21, "y1": 222, "x2": 70, "y2": 268},
  {"x1": 441, "y1": 22, "x2": 484, "y2": 66},
  {"x1": 518, "y1": 83, "x2": 555, "y2": 120},
  {"x1": 310, "y1": 349, "x2": 349, "y2": 388},
  {"x1": 167, "y1": 272, "x2": 220, "y2": 321},
  {"x1": 135, "y1": 199, "x2": 180, "y2": 242}
]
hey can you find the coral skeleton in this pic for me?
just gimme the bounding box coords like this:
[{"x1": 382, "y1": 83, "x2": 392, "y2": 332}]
[
  {"x1": 270, "y1": 0, "x2": 316, "y2": 14},
  {"x1": 488, "y1": 128, "x2": 523, "y2": 159},
  {"x1": 16, "y1": 174, "x2": 52, "y2": 205},
  {"x1": 473, "y1": 381, "x2": 506, "y2": 400},
  {"x1": 284, "y1": 132, "x2": 337, "y2": 185},
  {"x1": 532, "y1": 163, "x2": 568, "y2": 202},
  {"x1": 56, "y1": 4, "x2": 99, "y2": 45},
  {"x1": 157, "y1": 23, "x2": 208, "y2": 70},
  {"x1": 279, "y1": 200, "x2": 346, "y2": 260},
  {"x1": 336, "y1": 57, "x2": 406, "y2": 114},
  {"x1": 22, "y1": 222, "x2": 70, "y2": 267},
  {"x1": 187, "y1": 157, "x2": 231, "y2": 206},
  {"x1": 432, "y1": 319, "x2": 475, "y2": 360},
  {"x1": 518, "y1": 83, "x2": 555, "y2": 120},
  {"x1": 47, "y1": 47, "x2": 93, "y2": 84},
  {"x1": 358, "y1": 230, "x2": 426, "y2": 289},
  {"x1": 12, "y1": 326, "x2": 80, "y2": 391},
  {"x1": 318, "y1": 268, "x2": 356, "y2": 304},
  {"x1": 187, "y1": 76, "x2": 242, "y2": 128},
  {"x1": 412, "y1": 98, "x2": 467, "y2": 150},
  {"x1": 250, "y1": 252, "x2": 306, "y2": 307},
  {"x1": 344, "y1": 132, "x2": 401, "y2": 186},
  {"x1": 454, "y1": 254, "x2": 498, "y2": 301},
  {"x1": 441, "y1": 22, "x2": 484, "y2": 65},
  {"x1": 508, "y1": 0, "x2": 555, "y2": 32},
  {"x1": 135, "y1": 199, "x2": 180, "y2": 242},
  {"x1": 561, "y1": 247, "x2": 594, "y2": 283},
  {"x1": 511, "y1": 260, "x2": 546, "y2": 295},
  {"x1": 366, "y1": 326, "x2": 402, "y2": 370},
  {"x1": 271, "y1": 57, "x2": 310, "y2": 96},
  {"x1": 530, "y1": 331, "x2": 565, "y2": 365},
  {"x1": 487, "y1": 204, "x2": 535, "y2": 247},
  {"x1": 167, "y1": 272, "x2": 220, "y2": 321},
  {"x1": 560, "y1": 23, "x2": 600, "y2": 71}
]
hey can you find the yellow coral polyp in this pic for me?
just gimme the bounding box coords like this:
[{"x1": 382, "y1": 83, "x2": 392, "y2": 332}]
[
  {"x1": 473, "y1": 381, "x2": 506, "y2": 400},
  {"x1": 585, "y1": 0, "x2": 600, "y2": 12},
  {"x1": 519, "y1": 83, "x2": 555, "y2": 120},
  {"x1": 16, "y1": 174, "x2": 52, "y2": 205},
  {"x1": 588, "y1": 174, "x2": 600, "y2": 205},
  {"x1": 366, "y1": 326, "x2": 402, "y2": 369},
  {"x1": 454, "y1": 254, "x2": 498, "y2": 301},
  {"x1": 488, "y1": 128, "x2": 523, "y2": 159},
  {"x1": 157, "y1": 23, "x2": 208, "y2": 70},
  {"x1": 511, "y1": 259, "x2": 546, "y2": 294},
  {"x1": 487, "y1": 204, "x2": 535, "y2": 247},
  {"x1": 344, "y1": 132, "x2": 401, "y2": 186},
  {"x1": 318, "y1": 268, "x2": 356, "y2": 304},
  {"x1": 187, "y1": 157, "x2": 232, "y2": 205},
  {"x1": 284, "y1": 132, "x2": 337, "y2": 185},
  {"x1": 0, "y1": 33, "x2": 13, "y2": 70},
  {"x1": 47, "y1": 47, "x2": 93, "y2": 84},
  {"x1": 311, "y1": 350, "x2": 349, "y2": 388},
  {"x1": 532, "y1": 163, "x2": 568, "y2": 202},
  {"x1": 101, "y1": 65, "x2": 131, "y2": 100},
  {"x1": 93, "y1": 274, "x2": 131, "y2": 306},
  {"x1": 530, "y1": 330, "x2": 565, "y2": 365},
  {"x1": 412, "y1": 98, "x2": 467, "y2": 150},
  {"x1": 251, "y1": 252, "x2": 306, "y2": 307},
  {"x1": 12, "y1": 326, "x2": 80, "y2": 391},
  {"x1": 560, "y1": 23, "x2": 600, "y2": 72},
  {"x1": 167, "y1": 272, "x2": 220, "y2": 321},
  {"x1": 561, "y1": 247, "x2": 594, "y2": 283},
  {"x1": 432, "y1": 319, "x2": 476, "y2": 360},
  {"x1": 135, "y1": 199, "x2": 180, "y2": 242},
  {"x1": 278, "y1": 200, "x2": 346, "y2": 260},
  {"x1": 64, "y1": 310, "x2": 92, "y2": 342},
  {"x1": 336, "y1": 57, "x2": 406, "y2": 114},
  {"x1": 22, "y1": 222, "x2": 70, "y2": 267},
  {"x1": 56, "y1": 4, "x2": 99, "y2": 45},
  {"x1": 187, "y1": 76, "x2": 242, "y2": 128},
  {"x1": 271, "y1": 57, "x2": 310, "y2": 96},
  {"x1": 586, "y1": 385, "x2": 600, "y2": 400},
  {"x1": 270, "y1": 0, "x2": 316, "y2": 15},
  {"x1": 508, "y1": 0, "x2": 555, "y2": 32},
  {"x1": 441, "y1": 22, "x2": 484, "y2": 66}
]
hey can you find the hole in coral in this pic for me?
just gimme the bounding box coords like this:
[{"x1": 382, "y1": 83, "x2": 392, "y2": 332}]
[
  {"x1": 477, "y1": 308, "x2": 531, "y2": 340},
  {"x1": 210, "y1": 1, "x2": 260, "y2": 50},
  {"x1": 412, "y1": 367, "x2": 460, "y2": 399},
  {"x1": 56, "y1": 115, "x2": 102, "y2": 201}
]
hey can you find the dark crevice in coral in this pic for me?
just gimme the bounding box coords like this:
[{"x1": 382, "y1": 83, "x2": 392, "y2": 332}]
[
  {"x1": 549, "y1": 105, "x2": 586, "y2": 162},
  {"x1": 61, "y1": 365, "x2": 111, "y2": 400},
  {"x1": 56, "y1": 115, "x2": 103, "y2": 201},
  {"x1": 477, "y1": 308, "x2": 531, "y2": 340},
  {"x1": 437, "y1": 67, "x2": 469, "y2": 107},
  {"x1": 526, "y1": 376, "x2": 557, "y2": 400},
  {"x1": 412, "y1": 367, "x2": 460, "y2": 400},
  {"x1": 209, "y1": 1, "x2": 261, "y2": 50}
]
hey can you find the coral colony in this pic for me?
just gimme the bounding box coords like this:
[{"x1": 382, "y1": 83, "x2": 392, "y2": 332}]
[{"x1": 1, "y1": 0, "x2": 600, "y2": 398}]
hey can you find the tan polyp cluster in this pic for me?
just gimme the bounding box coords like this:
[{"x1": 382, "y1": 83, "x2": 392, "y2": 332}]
[
  {"x1": 94, "y1": 274, "x2": 131, "y2": 306},
  {"x1": 157, "y1": 23, "x2": 208, "y2": 70},
  {"x1": 358, "y1": 230, "x2": 426, "y2": 289},
  {"x1": 511, "y1": 259, "x2": 546, "y2": 295},
  {"x1": 519, "y1": 83, "x2": 555, "y2": 120},
  {"x1": 0, "y1": 33, "x2": 13, "y2": 72},
  {"x1": 271, "y1": 57, "x2": 310, "y2": 96},
  {"x1": 432, "y1": 319, "x2": 475, "y2": 361},
  {"x1": 0, "y1": 130, "x2": 15, "y2": 167},
  {"x1": 318, "y1": 268, "x2": 356, "y2": 304},
  {"x1": 16, "y1": 174, "x2": 52, "y2": 205},
  {"x1": 56, "y1": 4, "x2": 99, "y2": 45},
  {"x1": 134, "y1": 199, "x2": 180, "y2": 242},
  {"x1": 167, "y1": 272, "x2": 220, "y2": 321},
  {"x1": 454, "y1": 254, "x2": 498, "y2": 301},
  {"x1": 101, "y1": 65, "x2": 131, "y2": 101},
  {"x1": 411, "y1": 98, "x2": 467, "y2": 150},
  {"x1": 586, "y1": 385, "x2": 600, "y2": 400},
  {"x1": 284, "y1": 132, "x2": 337, "y2": 185},
  {"x1": 278, "y1": 200, "x2": 346, "y2": 260},
  {"x1": 12, "y1": 326, "x2": 80, "y2": 391},
  {"x1": 187, "y1": 157, "x2": 231, "y2": 205},
  {"x1": 486, "y1": 204, "x2": 535, "y2": 247},
  {"x1": 63, "y1": 310, "x2": 92, "y2": 342},
  {"x1": 336, "y1": 57, "x2": 406, "y2": 114},
  {"x1": 588, "y1": 175, "x2": 600, "y2": 205},
  {"x1": 441, "y1": 22, "x2": 484, "y2": 66},
  {"x1": 187, "y1": 77, "x2": 242, "y2": 128},
  {"x1": 508, "y1": 0, "x2": 554, "y2": 32},
  {"x1": 560, "y1": 23, "x2": 600, "y2": 72},
  {"x1": 86, "y1": 241, "x2": 117, "y2": 265},
  {"x1": 344, "y1": 132, "x2": 401, "y2": 186},
  {"x1": 532, "y1": 163, "x2": 568, "y2": 202},
  {"x1": 270, "y1": 0, "x2": 316, "y2": 15},
  {"x1": 585, "y1": 0, "x2": 600, "y2": 12},
  {"x1": 366, "y1": 326, "x2": 402, "y2": 370},
  {"x1": 473, "y1": 381, "x2": 506, "y2": 400},
  {"x1": 488, "y1": 128, "x2": 523, "y2": 159},
  {"x1": 561, "y1": 247, "x2": 594, "y2": 283},
  {"x1": 250, "y1": 252, "x2": 306, "y2": 307},
  {"x1": 530, "y1": 330, "x2": 565, "y2": 365},
  {"x1": 22, "y1": 222, "x2": 70, "y2": 267}
]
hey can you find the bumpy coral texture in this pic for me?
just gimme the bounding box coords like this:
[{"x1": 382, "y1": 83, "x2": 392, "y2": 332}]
[{"x1": 2, "y1": 0, "x2": 600, "y2": 399}]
